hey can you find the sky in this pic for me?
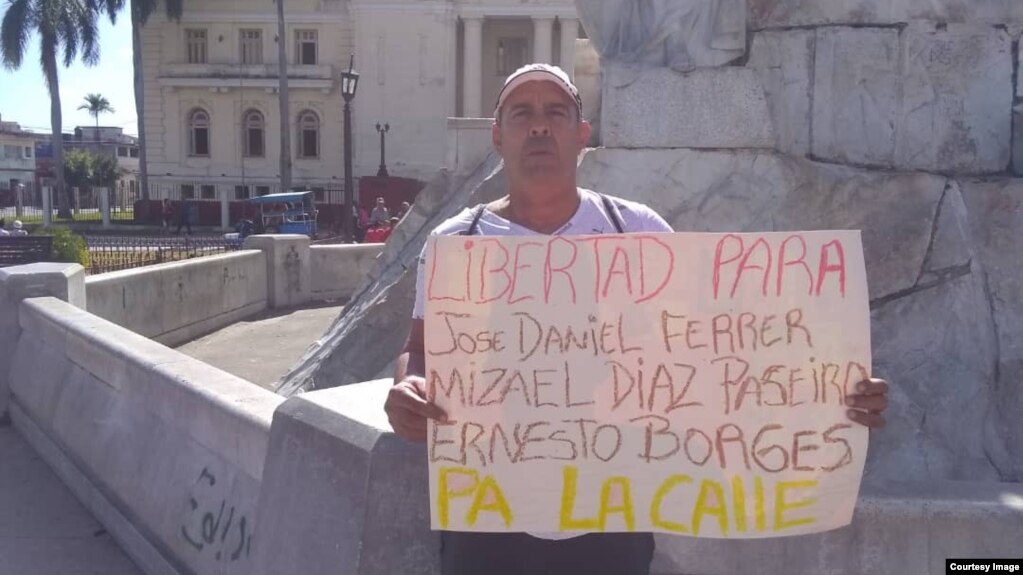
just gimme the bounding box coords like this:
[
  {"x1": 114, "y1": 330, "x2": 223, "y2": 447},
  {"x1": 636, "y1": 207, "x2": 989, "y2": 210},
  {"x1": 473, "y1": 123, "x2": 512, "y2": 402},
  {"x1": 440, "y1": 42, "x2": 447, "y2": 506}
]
[{"x1": 0, "y1": 11, "x2": 138, "y2": 136}]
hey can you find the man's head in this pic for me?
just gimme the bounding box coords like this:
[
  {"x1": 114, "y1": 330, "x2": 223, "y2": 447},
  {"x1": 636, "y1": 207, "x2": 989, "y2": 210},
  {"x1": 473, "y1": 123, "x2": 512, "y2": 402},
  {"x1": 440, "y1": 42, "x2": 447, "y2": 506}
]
[
  {"x1": 492, "y1": 63, "x2": 590, "y2": 188},
  {"x1": 376, "y1": 197, "x2": 385, "y2": 205}
]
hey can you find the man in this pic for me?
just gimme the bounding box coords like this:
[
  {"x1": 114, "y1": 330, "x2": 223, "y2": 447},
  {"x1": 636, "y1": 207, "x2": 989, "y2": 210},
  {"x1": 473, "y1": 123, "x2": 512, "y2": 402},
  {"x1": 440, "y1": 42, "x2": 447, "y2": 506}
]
[
  {"x1": 370, "y1": 197, "x2": 390, "y2": 226},
  {"x1": 11, "y1": 220, "x2": 27, "y2": 236},
  {"x1": 175, "y1": 199, "x2": 193, "y2": 235},
  {"x1": 397, "y1": 201, "x2": 412, "y2": 220},
  {"x1": 385, "y1": 63, "x2": 889, "y2": 575}
]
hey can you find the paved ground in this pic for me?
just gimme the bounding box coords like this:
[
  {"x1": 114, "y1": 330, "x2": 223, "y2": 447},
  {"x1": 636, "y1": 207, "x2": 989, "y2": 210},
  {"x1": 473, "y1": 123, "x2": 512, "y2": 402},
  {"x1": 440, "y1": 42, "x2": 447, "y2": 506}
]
[
  {"x1": 0, "y1": 426, "x2": 142, "y2": 575},
  {"x1": 175, "y1": 303, "x2": 344, "y2": 391}
]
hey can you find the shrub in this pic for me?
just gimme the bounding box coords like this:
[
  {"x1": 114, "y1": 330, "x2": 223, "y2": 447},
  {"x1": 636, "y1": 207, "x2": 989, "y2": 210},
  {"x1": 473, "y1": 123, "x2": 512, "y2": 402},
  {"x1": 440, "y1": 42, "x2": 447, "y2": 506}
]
[{"x1": 34, "y1": 227, "x2": 89, "y2": 267}]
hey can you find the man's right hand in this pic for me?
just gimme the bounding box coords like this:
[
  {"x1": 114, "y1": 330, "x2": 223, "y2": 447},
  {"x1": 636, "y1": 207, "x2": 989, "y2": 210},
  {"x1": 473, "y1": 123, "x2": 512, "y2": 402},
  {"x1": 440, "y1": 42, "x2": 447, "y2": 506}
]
[{"x1": 385, "y1": 375, "x2": 448, "y2": 442}]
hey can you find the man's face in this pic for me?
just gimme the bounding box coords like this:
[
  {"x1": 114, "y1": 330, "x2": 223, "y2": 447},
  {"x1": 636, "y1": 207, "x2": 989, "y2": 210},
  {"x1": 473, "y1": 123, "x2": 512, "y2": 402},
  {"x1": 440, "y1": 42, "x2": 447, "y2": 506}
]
[{"x1": 493, "y1": 81, "x2": 591, "y2": 182}]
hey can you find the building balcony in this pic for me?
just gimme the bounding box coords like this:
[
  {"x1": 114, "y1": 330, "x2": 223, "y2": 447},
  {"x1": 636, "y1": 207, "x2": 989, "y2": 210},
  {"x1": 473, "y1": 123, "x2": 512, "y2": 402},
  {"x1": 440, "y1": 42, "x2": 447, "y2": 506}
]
[{"x1": 157, "y1": 63, "x2": 335, "y2": 92}]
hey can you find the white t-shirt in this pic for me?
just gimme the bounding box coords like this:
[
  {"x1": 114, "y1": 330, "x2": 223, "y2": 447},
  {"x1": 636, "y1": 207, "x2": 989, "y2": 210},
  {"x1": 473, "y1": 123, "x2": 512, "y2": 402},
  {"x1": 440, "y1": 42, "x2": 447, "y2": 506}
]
[{"x1": 411, "y1": 189, "x2": 672, "y2": 540}]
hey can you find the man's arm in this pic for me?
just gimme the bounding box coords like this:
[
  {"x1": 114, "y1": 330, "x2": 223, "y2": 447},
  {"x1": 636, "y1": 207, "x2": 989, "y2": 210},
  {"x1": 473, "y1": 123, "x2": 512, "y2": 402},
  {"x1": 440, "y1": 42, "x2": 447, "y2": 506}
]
[{"x1": 387, "y1": 318, "x2": 446, "y2": 442}]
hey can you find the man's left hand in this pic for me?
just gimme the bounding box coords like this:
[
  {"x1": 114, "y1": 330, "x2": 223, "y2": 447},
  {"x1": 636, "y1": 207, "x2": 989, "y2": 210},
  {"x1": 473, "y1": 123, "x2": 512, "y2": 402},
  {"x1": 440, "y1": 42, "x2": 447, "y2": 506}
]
[{"x1": 846, "y1": 378, "x2": 888, "y2": 428}]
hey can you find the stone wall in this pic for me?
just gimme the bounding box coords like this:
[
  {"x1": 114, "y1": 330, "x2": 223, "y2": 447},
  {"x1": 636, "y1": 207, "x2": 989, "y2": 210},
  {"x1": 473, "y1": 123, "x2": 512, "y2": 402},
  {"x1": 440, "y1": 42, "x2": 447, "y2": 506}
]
[
  {"x1": 599, "y1": 15, "x2": 1021, "y2": 176},
  {"x1": 8, "y1": 296, "x2": 282, "y2": 575},
  {"x1": 85, "y1": 251, "x2": 268, "y2": 347},
  {"x1": 309, "y1": 244, "x2": 384, "y2": 303}
]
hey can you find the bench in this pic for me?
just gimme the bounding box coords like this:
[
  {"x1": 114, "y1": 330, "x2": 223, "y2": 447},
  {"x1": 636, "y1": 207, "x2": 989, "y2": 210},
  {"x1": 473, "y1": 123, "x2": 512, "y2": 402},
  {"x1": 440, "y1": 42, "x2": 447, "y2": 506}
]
[{"x1": 0, "y1": 236, "x2": 54, "y2": 267}]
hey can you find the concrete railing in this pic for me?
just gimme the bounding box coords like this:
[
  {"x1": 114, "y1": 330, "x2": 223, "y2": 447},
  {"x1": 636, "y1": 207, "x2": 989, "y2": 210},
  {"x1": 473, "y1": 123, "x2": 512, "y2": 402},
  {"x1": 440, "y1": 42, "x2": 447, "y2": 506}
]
[
  {"x1": 8, "y1": 296, "x2": 283, "y2": 575},
  {"x1": 83, "y1": 236, "x2": 382, "y2": 346},
  {"x1": 86, "y1": 251, "x2": 268, "y2": 347},
  {"x1": 310, "y1": 243, "x2": 383, "y2": 302}
]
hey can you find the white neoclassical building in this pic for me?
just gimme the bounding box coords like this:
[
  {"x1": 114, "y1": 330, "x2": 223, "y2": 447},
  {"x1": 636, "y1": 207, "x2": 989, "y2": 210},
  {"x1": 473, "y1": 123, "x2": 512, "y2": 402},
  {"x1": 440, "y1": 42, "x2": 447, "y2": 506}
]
[{"x1": 142, "y1": 0, "x2": 594, "y2": 200}]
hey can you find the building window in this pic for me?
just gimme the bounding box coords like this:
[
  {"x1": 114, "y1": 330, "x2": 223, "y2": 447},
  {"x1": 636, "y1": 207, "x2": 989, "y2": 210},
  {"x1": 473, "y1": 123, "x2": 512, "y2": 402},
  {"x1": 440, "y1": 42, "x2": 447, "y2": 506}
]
[
  {"x1": 186, "y1": 29, "x2": 208, "y2": 64},
  {"x1": 295, "y1": 30, "x2": 318, "y2": 65},
  {"x1": 201, "y1": 185, "x2": 217, "y2": 199},
  {"x1": 118, "y1": 146, "x2": 128, "y2": 157},
  {"x1": 240, "y1": 29, "x2": 263, "y2": 65},
  {"x1": 235, "y1": 185, "x2": 250, "y2": 199},
  {"x1": 256, "y1": 185, "x2": 270, "y2": 196},
  {"x1": 243, "y1": 110, "x2": 265, "y2": 158},
  {"x1": 297, "y1": 111, "x2": 319, "y2": 158},
  {"x1": 129, "y1": 147, "x2": 139, "y2": 158},
  {"x1": 188, "y1": 109, "x2": 210, "y2": 157},
  {"x1": 24, "y1": 146, "x2": 32, "y2": 158},
  {"x1": 497, "y1": 38, "x2": 528, "y2": 76},
  {"x1": 181, "y1": 184, "x2": 195, "y2": 199}
]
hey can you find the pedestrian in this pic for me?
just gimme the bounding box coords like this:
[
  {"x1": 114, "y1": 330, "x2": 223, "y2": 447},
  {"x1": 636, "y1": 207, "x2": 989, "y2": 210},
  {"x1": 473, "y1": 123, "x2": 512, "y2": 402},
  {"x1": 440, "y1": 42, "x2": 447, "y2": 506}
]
[
  {"x1": 11, "y1": 220, "x2": 27, "y2": 236},
  {"x1": 162, "y1": 198, "x2": 174, "y2": 229},
  {"x1": 383, "y1": 63, "x2": 892, "y2": 575},
  {"x1": 175, "y1": 199, "x2": 193, "y2": 235},
  {"x1": 396, "y1": 201, "x2": 411, "y2": 220},
  {"x1": 369, "y1": 197, "x2": 390, "y2": 226}
]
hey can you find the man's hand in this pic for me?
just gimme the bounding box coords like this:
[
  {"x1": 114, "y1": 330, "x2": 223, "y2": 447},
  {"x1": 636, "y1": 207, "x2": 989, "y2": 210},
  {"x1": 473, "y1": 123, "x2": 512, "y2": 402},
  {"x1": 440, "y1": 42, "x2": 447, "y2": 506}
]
[
  {"x1": 846, "y1": 378, "x2": 888, "y2": 428},
  {"x1": 385, "y1": 375, "x2": 447, "y2": 442}
]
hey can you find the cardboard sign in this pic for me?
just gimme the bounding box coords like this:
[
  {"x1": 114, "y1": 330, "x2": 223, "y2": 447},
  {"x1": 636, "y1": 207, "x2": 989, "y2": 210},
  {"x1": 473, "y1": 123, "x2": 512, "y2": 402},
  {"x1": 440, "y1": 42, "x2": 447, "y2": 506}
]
[{"x1": 424, "y1": 231, "x2": 870, "y2": 538}]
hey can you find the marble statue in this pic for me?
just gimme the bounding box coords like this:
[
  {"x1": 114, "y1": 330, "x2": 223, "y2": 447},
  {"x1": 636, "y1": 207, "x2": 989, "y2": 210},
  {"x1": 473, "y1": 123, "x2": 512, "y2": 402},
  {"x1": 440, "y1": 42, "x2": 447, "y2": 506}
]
[{"x1": 575, "y1": 0, "x2": 747, "y2": 72}]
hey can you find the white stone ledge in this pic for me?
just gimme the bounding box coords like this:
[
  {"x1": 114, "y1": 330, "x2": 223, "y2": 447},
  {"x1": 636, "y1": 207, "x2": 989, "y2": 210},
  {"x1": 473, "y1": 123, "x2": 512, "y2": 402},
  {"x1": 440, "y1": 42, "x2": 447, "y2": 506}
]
[{"x1": 17, "y1": 297, "x2": 282, "y2": 481}]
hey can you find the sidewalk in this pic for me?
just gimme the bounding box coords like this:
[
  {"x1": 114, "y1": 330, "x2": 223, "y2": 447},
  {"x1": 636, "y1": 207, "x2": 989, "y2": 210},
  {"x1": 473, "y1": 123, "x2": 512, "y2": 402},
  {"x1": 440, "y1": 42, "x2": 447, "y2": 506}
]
[
  {"x1": 176, "y1": 302, "x2": 343, "y2": 392},
  {"x1": 0, "y1": 425, "x2": 141, "y2": 575}
]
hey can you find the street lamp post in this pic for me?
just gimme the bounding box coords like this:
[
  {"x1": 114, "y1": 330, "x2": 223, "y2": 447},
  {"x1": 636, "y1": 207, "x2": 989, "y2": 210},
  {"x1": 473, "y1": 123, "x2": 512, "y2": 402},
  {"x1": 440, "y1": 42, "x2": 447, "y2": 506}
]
[
  {"x1": 375, "y1": 123, "x2": 390, "y2": 177},
  {"x1": 340, "y1": 55, "x2": 360, "y2": 242}
]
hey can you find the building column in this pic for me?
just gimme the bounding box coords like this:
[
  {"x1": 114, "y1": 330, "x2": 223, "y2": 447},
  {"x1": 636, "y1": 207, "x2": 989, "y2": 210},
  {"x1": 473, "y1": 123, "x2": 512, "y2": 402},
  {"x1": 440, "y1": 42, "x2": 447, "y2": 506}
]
[
  {"x1": 533, "y1": 17, "x2": 554, "y2": 64},
  {"x1": 462, "y1": 16, "x2": 484, "y2": 118},
  {"x1": 559, "y1": 17, "x2": 579, "y2": 80}
]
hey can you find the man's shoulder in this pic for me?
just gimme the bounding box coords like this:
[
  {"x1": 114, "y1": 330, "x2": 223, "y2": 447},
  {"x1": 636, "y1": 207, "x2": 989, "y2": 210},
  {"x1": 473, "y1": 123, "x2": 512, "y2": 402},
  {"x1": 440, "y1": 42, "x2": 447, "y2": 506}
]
[
  {"x1": 580, "y1": 189, "x2": 673, "y2": 232},
  {"x1": 428, "y1": 207, "x2": 479, "y2": 237}
]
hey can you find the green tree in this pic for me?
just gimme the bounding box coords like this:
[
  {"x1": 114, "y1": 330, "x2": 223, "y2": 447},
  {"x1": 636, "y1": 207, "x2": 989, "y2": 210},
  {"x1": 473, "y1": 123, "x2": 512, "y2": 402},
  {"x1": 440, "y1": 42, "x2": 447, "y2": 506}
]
[
  {"x1": 64, "y1": 148, "x2": 123, "y2": 190},
  {"x1": 2, "y1": 0, "x2": 101, "y2": 219},
  {"x1": 77, "y1": 92, "x2": 114, "y2": 133},
  {"x1": 63, "y1": 148, "x2": 94, "y2": 190},
  {"x1": 90, "y1": 151, "x2": 121, "y2": 187},
  {"x1": 92, "y1": 0, "x2": 183, "y2": 201}
]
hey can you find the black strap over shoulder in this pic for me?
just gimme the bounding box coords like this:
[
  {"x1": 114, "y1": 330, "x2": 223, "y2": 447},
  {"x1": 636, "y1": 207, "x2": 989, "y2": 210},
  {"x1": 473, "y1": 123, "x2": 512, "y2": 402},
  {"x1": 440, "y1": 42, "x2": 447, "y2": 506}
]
[
  {"x1": 461, "y1": 204, "x2": 487, "y2": 236},
  {"x1": 462, "y1": 196, "x2": 626, "y2": 236},
  {"x1": 599, "y1": 193, "x2": 626, "y2": 234}
]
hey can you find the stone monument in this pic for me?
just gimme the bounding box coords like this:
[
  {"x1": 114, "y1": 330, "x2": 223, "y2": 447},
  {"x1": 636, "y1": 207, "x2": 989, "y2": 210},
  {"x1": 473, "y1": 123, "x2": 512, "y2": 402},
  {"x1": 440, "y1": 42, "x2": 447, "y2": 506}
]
[
  {"x1": 575, "y1": 0, "x2": 746, "y2": 72},
  {"x1": 282, "y1": 7, "x2": 1023, "y2": 563}
]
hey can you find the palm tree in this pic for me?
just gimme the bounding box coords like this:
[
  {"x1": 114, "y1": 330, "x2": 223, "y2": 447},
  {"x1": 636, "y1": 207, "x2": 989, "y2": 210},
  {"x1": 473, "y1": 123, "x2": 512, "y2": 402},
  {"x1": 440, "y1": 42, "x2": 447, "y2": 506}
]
[
  {"x1": 3, "y1": 0, "x2": 100, "y2": 220},
  {"x1": 90, "y1": 0, "x2": 182, "y2": 201},
  {"x1": 78, "y1": 92, "x2": 115, "y2": 134}
]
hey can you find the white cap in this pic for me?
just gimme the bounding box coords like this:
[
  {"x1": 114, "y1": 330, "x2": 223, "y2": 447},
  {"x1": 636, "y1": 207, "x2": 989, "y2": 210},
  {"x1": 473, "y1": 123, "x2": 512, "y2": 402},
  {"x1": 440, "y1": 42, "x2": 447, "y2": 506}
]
[
  {"x1": 494, "y1": 63, "x2": 581, "y2": 117},
  {"x1": 13, "y1": 220, "x2": 23, "y2": 230}
]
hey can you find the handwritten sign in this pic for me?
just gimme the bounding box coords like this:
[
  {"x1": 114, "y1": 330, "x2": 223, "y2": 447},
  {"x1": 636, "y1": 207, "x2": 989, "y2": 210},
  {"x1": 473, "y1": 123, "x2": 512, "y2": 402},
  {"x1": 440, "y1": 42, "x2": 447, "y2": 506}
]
[{"x1": 424, "y1": 231, "x2": 870, "y2": 538}]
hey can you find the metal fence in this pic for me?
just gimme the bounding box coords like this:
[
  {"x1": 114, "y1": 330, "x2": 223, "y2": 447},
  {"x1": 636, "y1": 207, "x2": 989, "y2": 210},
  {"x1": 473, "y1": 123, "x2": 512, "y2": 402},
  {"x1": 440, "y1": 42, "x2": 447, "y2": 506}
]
[
  {"x1": 0, "y1": 180, "x2": 141, "y2": 224},
  {"x1": 0, "y1": 182, "x2": 43, "y2": 224},
  {"x1": 85, "y1": 234, "x2": 242, "y2": 274}
]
